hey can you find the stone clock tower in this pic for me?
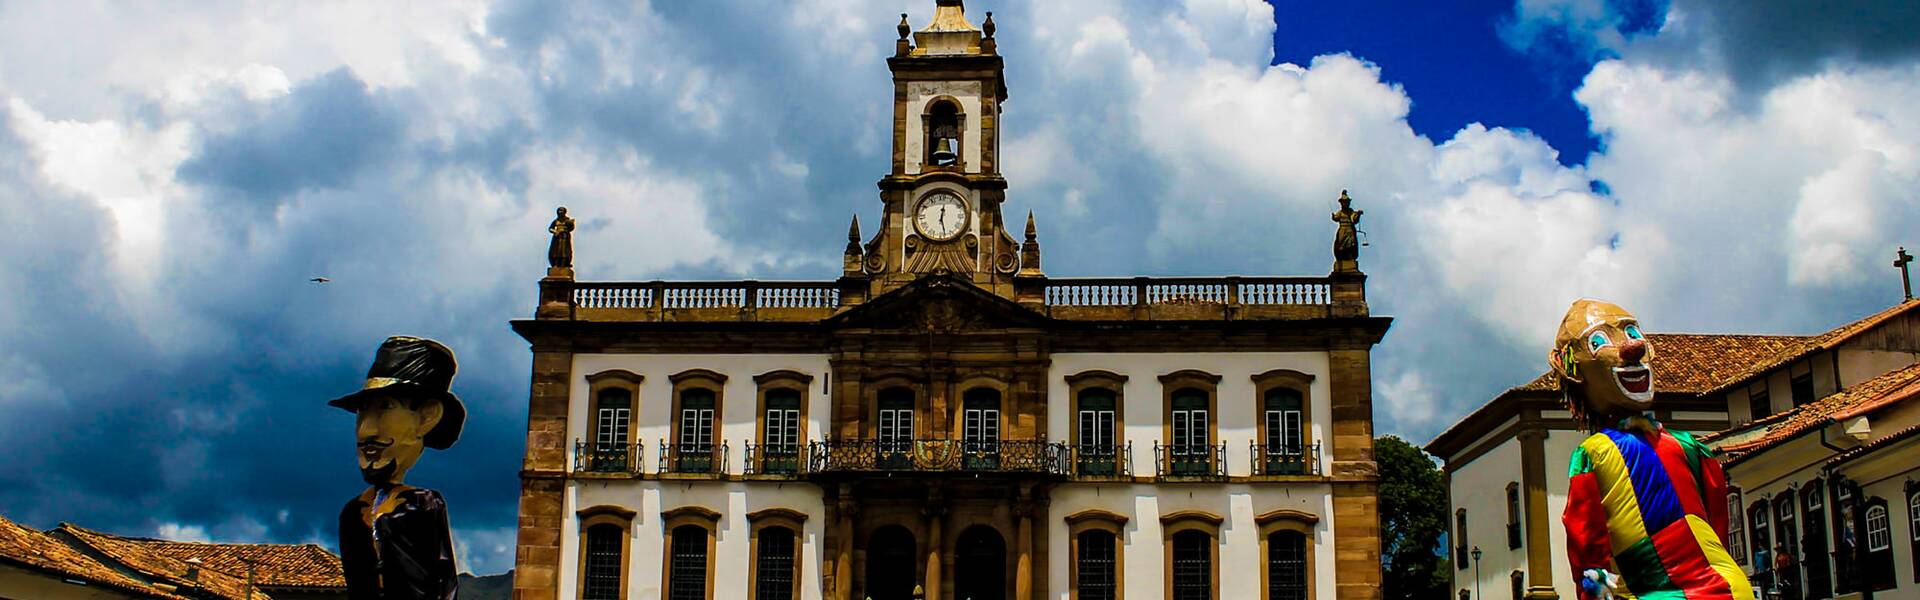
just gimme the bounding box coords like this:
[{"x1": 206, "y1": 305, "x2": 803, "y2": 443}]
[{"x1": 851, "y1": 0, "x2": 1026, "y2": 298}]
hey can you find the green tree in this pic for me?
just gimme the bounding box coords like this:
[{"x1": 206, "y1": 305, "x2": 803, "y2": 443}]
[{"x1": 1378, "y1": 435, "x2": 1450, "y2": 599}]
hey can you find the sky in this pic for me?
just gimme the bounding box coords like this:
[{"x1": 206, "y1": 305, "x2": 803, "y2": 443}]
[{"x1": 1, "y1": 0, "x2": 1917, "y2": 576}]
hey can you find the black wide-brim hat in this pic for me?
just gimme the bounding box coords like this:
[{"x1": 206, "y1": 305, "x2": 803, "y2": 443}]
[{"x1": 329, "y1": 336, "x2": 466, "y2": 450}]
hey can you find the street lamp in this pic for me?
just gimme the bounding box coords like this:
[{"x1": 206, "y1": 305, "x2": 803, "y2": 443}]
[{"x1": 1471, "y1": 546, "x2": 1484, "y2": 599}]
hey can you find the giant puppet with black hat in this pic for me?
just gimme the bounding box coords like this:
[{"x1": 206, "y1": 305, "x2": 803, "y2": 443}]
[{"x1": 331, "y1": 336, "x2": 466, "y2": 600}]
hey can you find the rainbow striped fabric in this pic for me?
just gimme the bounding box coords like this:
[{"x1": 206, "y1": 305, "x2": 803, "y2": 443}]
[{"x1": 1564, "y1": 426, "x2": 1754, "y2": 600}]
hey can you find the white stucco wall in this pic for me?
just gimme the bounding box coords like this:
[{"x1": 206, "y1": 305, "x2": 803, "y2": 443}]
[
  {"x1": 1450, "y1": 436, "x2": 1524, "y2": 599},
  {"x1": 567, "y1": 353, "x2": 834, "y2": 471}
]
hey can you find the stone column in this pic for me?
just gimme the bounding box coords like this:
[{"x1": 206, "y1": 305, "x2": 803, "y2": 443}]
[
  {"x1": 1328, "y1": 347, "x2": 1383, "y2": 600},
  {"x1": 512, "y1": 346, "x2": 571, "y2": 600},
  {"x1": 1014, "y1": 486, "x2": 1034, "y2": 600},
  {"x1": 836, "y1": 485, "x2": 857, "y2": 600},
  {"x1": 924, "y1": 497, "x2": 945, "y2": 600}
]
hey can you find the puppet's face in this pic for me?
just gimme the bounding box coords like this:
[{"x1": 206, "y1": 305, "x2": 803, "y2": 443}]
[
  {"x1": 1552, "y1": 299, "x2": 1657, "y2": 415},
  {"x1": 354, "y1": 394, "x2": 444, "y2": 486}
]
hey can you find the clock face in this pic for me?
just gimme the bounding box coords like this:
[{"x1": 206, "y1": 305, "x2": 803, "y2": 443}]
[{"x1": 914, "y1": 192, "x2": 969, "y2": 241}]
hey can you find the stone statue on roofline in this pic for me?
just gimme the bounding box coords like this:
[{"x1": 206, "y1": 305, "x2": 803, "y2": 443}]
[
  {"x1": 332, "y1": 336, "x2": 465, "y2": 600},
  {"x1": 1552, "y1": 299, "x2": 1750, "y2": 599}
]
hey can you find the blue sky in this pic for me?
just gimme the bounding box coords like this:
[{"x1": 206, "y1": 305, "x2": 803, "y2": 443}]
[{"x1": 0, "y1": 0, "x2": 1916, "y2": 576}]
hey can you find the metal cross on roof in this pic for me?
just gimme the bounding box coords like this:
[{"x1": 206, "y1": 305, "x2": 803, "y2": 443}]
[{"x1": 1897, "y1": 246, "x2": 1914, "y2": 300}]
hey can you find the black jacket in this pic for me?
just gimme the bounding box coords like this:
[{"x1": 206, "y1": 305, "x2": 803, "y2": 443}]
[{"x1": 339, "y1": 486, "x2": 458, "y2": 600}]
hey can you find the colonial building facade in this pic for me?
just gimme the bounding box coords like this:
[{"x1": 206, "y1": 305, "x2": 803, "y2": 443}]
[
  {"x1": 507, "y1": 2, "x2": 1390, "y2": 600},
  {"x1": 1429, "y1": 299, "x2": 1920, "y2": 599}
]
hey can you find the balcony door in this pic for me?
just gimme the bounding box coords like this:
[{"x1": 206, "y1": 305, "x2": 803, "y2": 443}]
[
  {"x1": 593, "y1": 389, "x2": 632, "y2": 471},
  {"x1": 1170, "y1": 388, "x2": 1210, "y2": 475},
  {"x1": 762, "y1": 389, "x2": 801, "y2": 474},
  {"x1": 877, "y1": 387, "x2": 914, "y2": 469},
  {"x1": 1078, "y1": 389, "x2": 1117, "y2": 475},
  {"x1": 677, "y1": 388, "x2": 716, "y2": 472},
  {"x1": 1262, "y1": 388, "x2": 1304, "y2": 474},
  {"x1": 962, "y1": 388, "x2": 1002, "y2": 469}
]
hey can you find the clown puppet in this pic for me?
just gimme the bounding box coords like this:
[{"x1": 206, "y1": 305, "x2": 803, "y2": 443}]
[{"x1": 1554, "y1": 300, "x2": 1753, "y2": 600}]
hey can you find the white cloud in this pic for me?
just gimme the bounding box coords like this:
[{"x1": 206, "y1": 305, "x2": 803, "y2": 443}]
[{"x1": 155, "y1": 522, "x2": 212, "y2": 543}]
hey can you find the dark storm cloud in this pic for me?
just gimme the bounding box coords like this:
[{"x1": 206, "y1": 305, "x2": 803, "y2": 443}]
[
  {"x1": 178, "y1": 69, "x2": 403, "y2": 202},
  {"x1": 1676, "y1": 0, "x2": 1920, "y2": 88}
]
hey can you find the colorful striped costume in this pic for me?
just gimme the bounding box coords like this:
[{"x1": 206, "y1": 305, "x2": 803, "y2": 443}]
[{"x1": 1564, "y1": 424, "x2": 1753, "y2": 599}]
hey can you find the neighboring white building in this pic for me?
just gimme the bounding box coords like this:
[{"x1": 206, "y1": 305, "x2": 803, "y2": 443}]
[
  {"x1": 1428, "y1": 299, "x2": 1920, "y2": 599},
  {"x1": 505, "y1": 3, "x2": 1392, "y2": 600}
]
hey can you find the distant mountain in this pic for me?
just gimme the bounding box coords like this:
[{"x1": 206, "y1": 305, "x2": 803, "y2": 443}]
[{"x1": 457, "y1": 571, "x2": 512, "y2": 600}]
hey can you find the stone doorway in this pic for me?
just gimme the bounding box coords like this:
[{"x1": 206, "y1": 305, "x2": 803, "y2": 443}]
[
  {"x1": 953, "y1": 525, "x2": 1006, "y2": 600},
  {"x1": 865, "y1": 525, "x2": 918, "y2": 600}
]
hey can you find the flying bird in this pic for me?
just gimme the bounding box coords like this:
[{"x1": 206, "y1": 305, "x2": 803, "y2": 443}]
[{"x1": 310, "y1": 277, "x2": 331, "y2": 284}]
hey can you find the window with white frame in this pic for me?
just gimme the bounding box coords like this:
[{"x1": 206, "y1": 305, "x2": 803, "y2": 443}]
[
  {"x1": 1867, "y1": 505, "x2": 1890, "y2": 552},
  {"x1": 1728, "y1": 490, "x2": 1746, "y2": 565}
]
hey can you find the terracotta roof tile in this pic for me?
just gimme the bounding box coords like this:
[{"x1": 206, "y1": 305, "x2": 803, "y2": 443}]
[
  {"x1": 0, "y1": 515, "x2": 179, "y2": 598},
  {"x1": 113, "y1": 538, "x2": 344, "y2": 590},
  {"x1": 57, "y1": 524, "x2": 272, "y2": 600},
  {"x1": 1704, "y1": 300, "x2": 1920, "y2": 396},
  {"x1": 1717, "y1": 362, "x2": 1920, "y2": 464},
  {"x1": 1510, "y1": 334, "x2": 1806, "y2": 395}
]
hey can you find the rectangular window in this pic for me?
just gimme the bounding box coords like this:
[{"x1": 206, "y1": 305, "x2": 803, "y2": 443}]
[
  {"x1": 1077, "y1": 391, "x2": 1117, "y2": 476},
  {"x1": 1728, "y1": 494, "x2": 1746, "y2": 566},
  {"x1": 582, "y1": 525, "x2": 624, "y2": 600},
  {"x1": 1749, "y1": 385, "x2": 1773, "y2": 420}
]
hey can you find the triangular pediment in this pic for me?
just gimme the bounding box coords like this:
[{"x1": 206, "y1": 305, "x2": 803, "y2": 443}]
[{"x1": 826, "y1": 273, "x2": 1048, "y2": 331}]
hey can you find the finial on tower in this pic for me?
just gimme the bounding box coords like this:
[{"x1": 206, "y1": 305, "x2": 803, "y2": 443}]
[
  {"x1": 1019, "y1": 211, "x2": 1042, "y2": 276},
  {"x1": 844, "y1": 214, "x2": 865, "y2": 275},
  {"x1": 898, "y1": 13, "x2": 910, "y2": 40},
  {"x1": 1896, "y1": 246, "x2": 1914, "y2": 300},
  {"x1": 983, "y1": 11, "x2": 995, "y2": 38}
]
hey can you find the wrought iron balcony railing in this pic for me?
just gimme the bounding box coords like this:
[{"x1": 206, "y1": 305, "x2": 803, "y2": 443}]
[
  {"x1": 807, "y1": 439, "x2": 1068, "y2": 474},
  {"x1": 1154, "y1": 443, "x2": 1227, "y2": 479},
  {"x1": 1248, "y1": 442, "x2": 1321, "y2": 476},
  {"x1": 1067, "y1": 442, "x2": 1132, "y2": 478},
  {"x1": 658, "y1": 442, "x2": 729, "y2": 475},
  {"x1": 573, "y1": 440, "x2": 643, "y2": 475},
  {"x1": 743, "y1": 443, "x2": 807, "y2": 476}
]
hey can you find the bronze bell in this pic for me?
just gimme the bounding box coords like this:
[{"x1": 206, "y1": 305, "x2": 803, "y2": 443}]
[{"x1": 930, "y1": 136, "x2": 958, "y2": 166}]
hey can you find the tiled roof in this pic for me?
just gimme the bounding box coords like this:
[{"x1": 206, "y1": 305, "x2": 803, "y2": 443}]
[
  {"x1": 0, "y1": 514, "x2": 180, "y2": 599},
  {"x1": 1703, "y1": 300, "x2": 1920, "y2": 396},
  {"x1": 57, "y1": 524, "x2": 272, "y2": 600},
  {"x1": 114, "y1": 537, "x2": 344, "y2": 590},
  {"x1": 1428, "y1": 333, "x2": 1792, "y2": 456},
  {"x1": 1508, "y1": 334, "x2": 1808, "y2": 395},
  {"x1": 1717, "y1": 362, "x2": 1920, "y2": 464}
]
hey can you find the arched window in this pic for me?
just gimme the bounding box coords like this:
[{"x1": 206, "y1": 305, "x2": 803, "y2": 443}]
[
  {"x1": 582, "y1": 524, "x2": 625, "y2": 600},
  {"x1": 584, "y1": 370, "x2": 642, "y2": 473},
  {"x1": 747, "y1": 509, "x2": 806, "y2": 600},
  {"x1": 1509, "y1": 570, "x2": 1525, "y2": 600},
  {"x1": 1266, "y1": 531, "x2": 1308, "y2": 600},
  {"x1": 1067, "y1": 509, "x2": 1126, "y2": 600},
  {"x1": 1867, "y1": 504, "x2": 1890, "y2": 552},
  {"x1": 1505, "y1": 482, "x2": 1523, "y2": 549},
  {"x1": 1727, "y1": 488, "x2": 1746, "y2": 566},
  {"x1": 1749, "y1": 500, "x2": 1772, "y2": 569},
  {"x1": 575, "y1": 505, "x2": 635, "y2": 600},
  {"x1": 1909, "y1": 485, "x2": 1920, "y2": 582},
  {"x1": 669, "y1": 369, "x2": 726, "y2": 475},
  {"x1": 754, "y1": 527, "x2": 796, "y2": 600},
  {"x1": 1077, "y1": 530, "x2": 1118, "y2": 600},
  {"x1": 1773, "y1": 493, "x2": 1800, "y2": 593},
  {"x1": 752, "y1": 370, "x2": 810, "y2": 476},
  {"x1": 924, "y1": 99, "x2": 963, "y2": 168},
  {"x1": 1455, "y1": 509, "x2": 1469, "y2": 567},
  {"x1": 1171, "y1": 530, "x2": 1213, "y2": 600},
  {"x1": 1800, "y1": 481, "x2": 1831, "y2": 595},
  {"x1": 669, "y1": 525, "x2": 711, "y2": 600},
  {"x1": 962, "y1": 387, "x2": 1002, "y2": 469},
  {"x1": 1162, "y1": 511, "x2": 1221, "y2": 600},
  {"x1": 1068, "y1": 370, "x2": 1127, "y2": 478},
  {"x1": 1262, "y1": 388, "x2": 1306, "y2": 474}
]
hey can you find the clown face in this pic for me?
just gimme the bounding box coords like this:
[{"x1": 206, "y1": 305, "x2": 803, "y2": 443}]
[{"x1": 1552, "y1": 299, "x2": 1657, "y2": 416}]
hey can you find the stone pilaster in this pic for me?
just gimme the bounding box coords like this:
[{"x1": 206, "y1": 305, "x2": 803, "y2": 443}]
[
  {"x1": 512, "y1": 347, "x2": 571, "y2": 600},
  {"x1": 1519, "y1": 429, "x2": 1561, "y2": 599},
  {"x1": 1328, "y1": 347, "x2": 1382, "y2": 599}
]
